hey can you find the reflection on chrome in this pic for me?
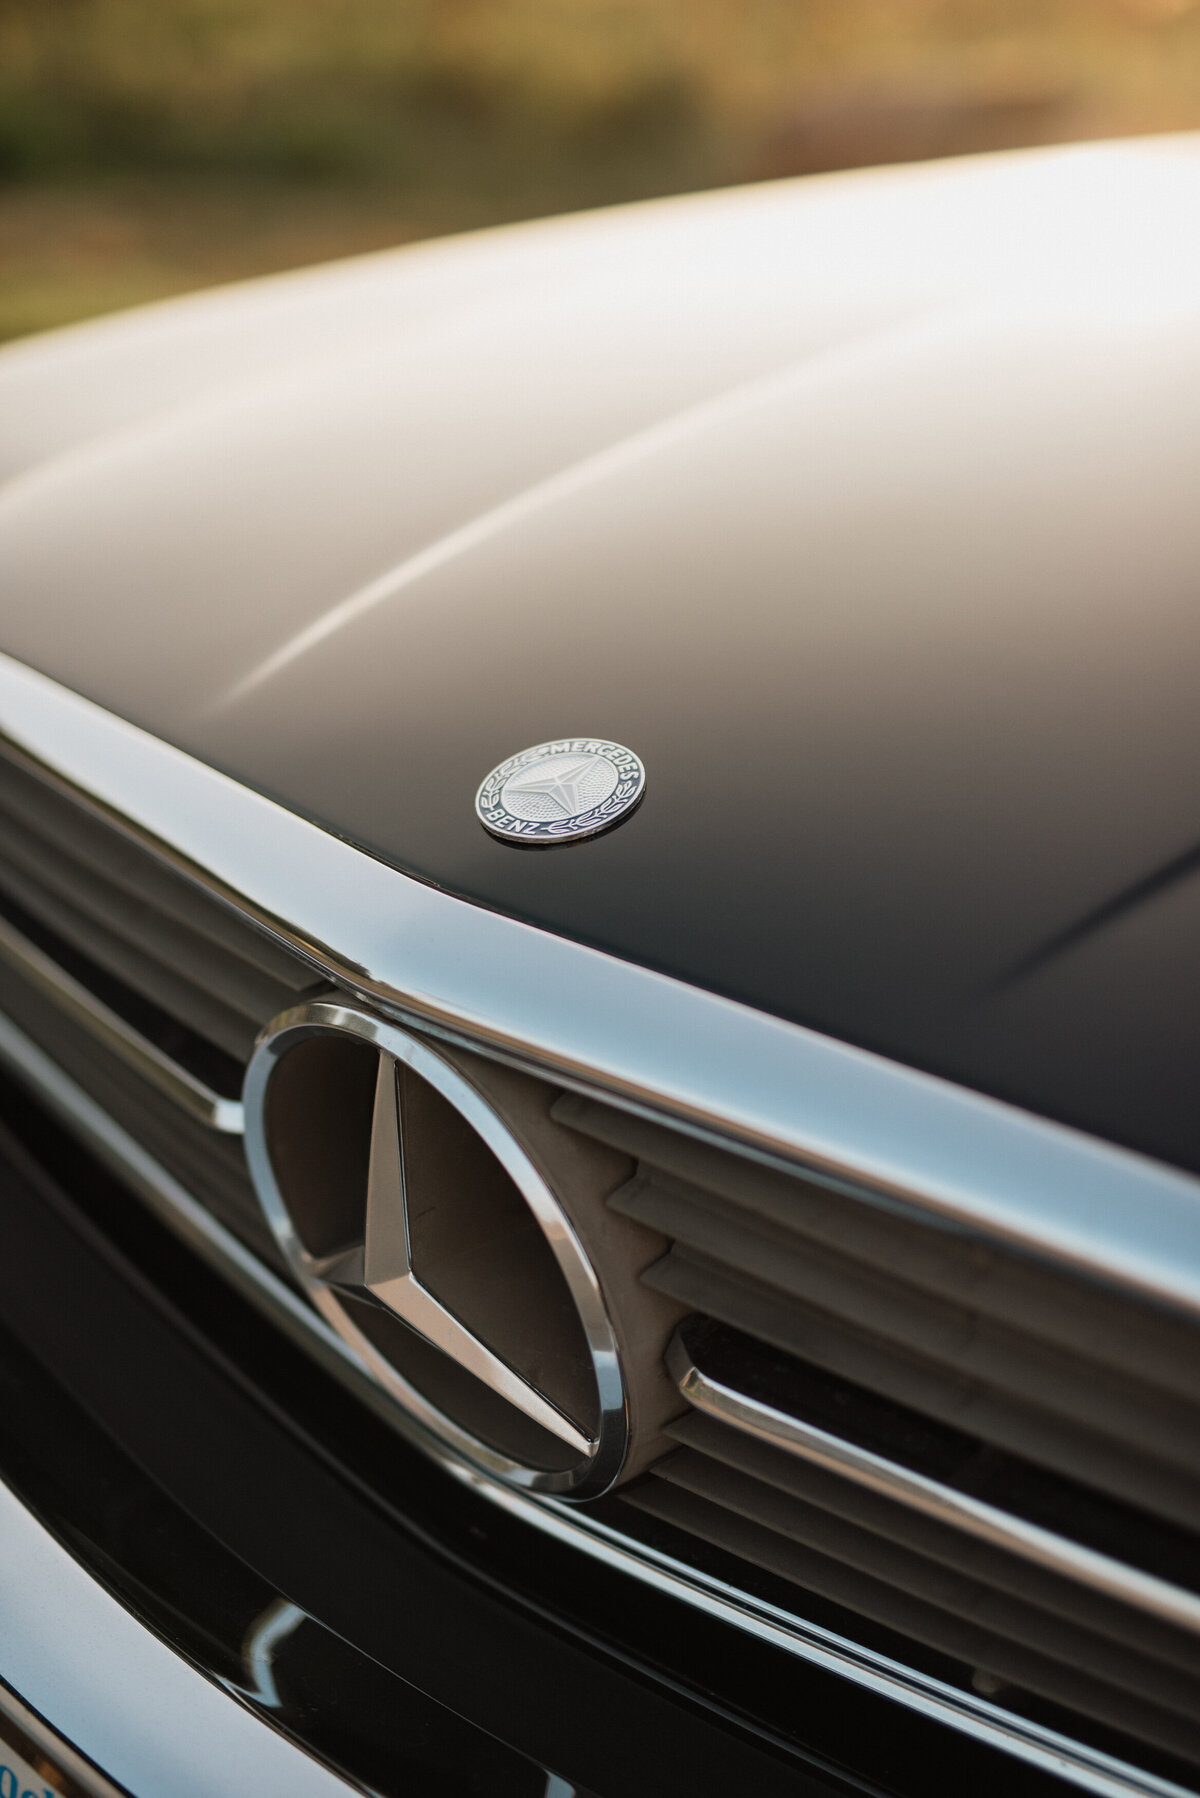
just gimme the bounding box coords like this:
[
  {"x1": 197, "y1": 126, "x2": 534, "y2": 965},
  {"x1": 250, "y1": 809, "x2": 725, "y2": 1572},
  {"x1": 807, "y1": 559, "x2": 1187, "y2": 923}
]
[{"x1": 240, "y1": 1599, "x2": 307, "y2": 1712}]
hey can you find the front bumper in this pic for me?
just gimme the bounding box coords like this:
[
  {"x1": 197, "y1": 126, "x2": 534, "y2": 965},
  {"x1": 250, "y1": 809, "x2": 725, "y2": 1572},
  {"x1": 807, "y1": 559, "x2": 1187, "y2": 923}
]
[
  {"x1": 0, "y1": 1477, "x2": 357, "y2": 1798},
  {"x1": 0, "y1": 1061, "x2": 1107, "y2": 1798}
]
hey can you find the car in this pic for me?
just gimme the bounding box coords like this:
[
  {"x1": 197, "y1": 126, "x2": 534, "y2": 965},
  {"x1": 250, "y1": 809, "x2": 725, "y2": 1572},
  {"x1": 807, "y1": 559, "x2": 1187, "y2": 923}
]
[{"x1": 0, "y1": 130, "x2": 1199, "y2": 1798}]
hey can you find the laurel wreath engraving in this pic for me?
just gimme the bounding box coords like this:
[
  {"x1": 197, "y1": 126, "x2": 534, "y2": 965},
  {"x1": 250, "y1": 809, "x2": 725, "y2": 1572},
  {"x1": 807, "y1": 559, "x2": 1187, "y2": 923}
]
[{"x1": 476, "y1": 739, "x2": 645, "y2": 843}]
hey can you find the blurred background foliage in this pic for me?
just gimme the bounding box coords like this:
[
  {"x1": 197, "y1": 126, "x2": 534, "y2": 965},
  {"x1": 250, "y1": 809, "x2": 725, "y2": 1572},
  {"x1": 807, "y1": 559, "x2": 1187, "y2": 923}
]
[{"x1": 2, "y1": 0, "x2": 1200, "y2": 341}]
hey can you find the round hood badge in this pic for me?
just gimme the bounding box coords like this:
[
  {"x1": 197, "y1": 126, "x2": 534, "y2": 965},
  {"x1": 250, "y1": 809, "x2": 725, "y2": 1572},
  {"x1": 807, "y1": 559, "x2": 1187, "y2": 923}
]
[{"x1": 475, "y1": 738, "x2": 646, "y2": 844}]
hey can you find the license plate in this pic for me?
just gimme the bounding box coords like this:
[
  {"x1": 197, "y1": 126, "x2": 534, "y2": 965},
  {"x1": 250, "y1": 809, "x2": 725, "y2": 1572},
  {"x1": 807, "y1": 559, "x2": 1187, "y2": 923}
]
[{"x1": 0, "y1": 1711, "x2": 71, "y2": 1798}]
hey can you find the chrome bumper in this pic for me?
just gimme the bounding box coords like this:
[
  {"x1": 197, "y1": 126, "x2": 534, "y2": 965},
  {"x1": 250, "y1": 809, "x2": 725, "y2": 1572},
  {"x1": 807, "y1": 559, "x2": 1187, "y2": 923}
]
[{"x1": 0, "y1": 1478, "x2": 356, "y2": 1798}]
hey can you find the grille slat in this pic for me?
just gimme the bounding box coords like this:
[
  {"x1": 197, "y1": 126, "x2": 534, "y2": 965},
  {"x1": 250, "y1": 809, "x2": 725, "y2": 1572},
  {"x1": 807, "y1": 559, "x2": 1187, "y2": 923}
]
[
  {"x1": 641, "y1": 1242, "x2": 1200, "y2": 1531},
  {"x1": 617, "y1": 1168, "x2": 1200, "y2": 1497},
  {"x1": 668, "y1": 1410, "x2": 1200, "y2": 1679},
  {"x1": 558, "y1": 1094, "x2": 1198, "y2": 1401},
  {"x1": 612, "y1": 1167, "x2": 1200, "y2": 1449},
  {"x1": 0, "y1": 947, "x2": 282, "y2": 1267},
  {"x1": 550, "y1": 1090, "x2": 1200, "y2": 1769},
  {"x1": 558, "y1": 1095, "x2": 1200, "y2": 1529},
  {"x1": 628, "y1": 1469, "x2": 1200, "y2": 1765},
  {"x1": 0, "y1": 760, "x2": 307, "y2": 986},
  {"x1": 0, "y1": 801, "x2": 300, "y2": 1029},
  {"x1": 0, "y1": 747, "x2": 315, "y2": 1263},
  {"x1": 650, "y1": 1447, "x2": 1200, "y2": 1723},
  {"x1": 0, "y1": 908, "x2": 241, "y2": 1127},
  {"x1": 0, "y1": 756, "x2": 313, "y2": 1056},
  {"x1": 0, "y1": 847, "x2": 267, "y2": 1061}
]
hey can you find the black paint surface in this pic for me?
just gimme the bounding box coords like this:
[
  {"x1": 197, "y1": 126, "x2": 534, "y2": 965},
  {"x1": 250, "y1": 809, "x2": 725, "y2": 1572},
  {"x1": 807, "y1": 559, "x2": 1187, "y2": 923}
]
[{"x1": 4, "y1": 163, "x2": 1200, "y2": 1171}]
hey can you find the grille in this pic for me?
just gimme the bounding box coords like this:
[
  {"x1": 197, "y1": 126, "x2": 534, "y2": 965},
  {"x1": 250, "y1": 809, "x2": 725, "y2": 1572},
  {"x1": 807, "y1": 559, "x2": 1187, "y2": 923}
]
[
  {"x1": 0, "y1": 748, "x2": 316, "y2": 1263},
  {"x1": 0, "y1": 752, "x2": 313, "y2": 1069},
  {"x1": 3, "y1": 738, "x2": 1200, "y2": 1778},
  {"x1": 556, "y1": 1092, "x2": 1200, "y2": 1769}
]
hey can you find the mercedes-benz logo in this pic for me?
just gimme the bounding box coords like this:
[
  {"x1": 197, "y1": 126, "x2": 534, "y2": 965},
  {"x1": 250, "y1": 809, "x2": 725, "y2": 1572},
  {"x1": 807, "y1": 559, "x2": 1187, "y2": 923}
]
[
  {"x1": 243, "y1": 1001, "x2": 628, "y2": 1496},
  {"x1": 475, "y1": 738, "x2": 646, "y2": 844}
]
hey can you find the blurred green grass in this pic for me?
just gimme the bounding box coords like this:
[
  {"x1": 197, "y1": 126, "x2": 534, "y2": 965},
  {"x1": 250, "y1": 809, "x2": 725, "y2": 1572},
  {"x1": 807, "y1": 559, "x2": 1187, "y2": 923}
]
[{"x1": 3, "y1": 0, "x2": 1200, "y2": 341}]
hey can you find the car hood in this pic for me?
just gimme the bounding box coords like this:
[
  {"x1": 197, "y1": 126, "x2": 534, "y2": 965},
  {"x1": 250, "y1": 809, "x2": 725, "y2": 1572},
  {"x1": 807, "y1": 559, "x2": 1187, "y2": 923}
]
[{"x1": 4, "y1": 136, "x2": 1200, "y2": 1172}]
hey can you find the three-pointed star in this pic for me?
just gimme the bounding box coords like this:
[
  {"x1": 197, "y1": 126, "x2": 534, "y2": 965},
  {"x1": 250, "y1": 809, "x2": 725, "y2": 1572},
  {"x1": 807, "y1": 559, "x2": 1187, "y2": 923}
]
[
  {"x1": 503, "y1": 755, "x2": 599, "y2": 818},
  {"x1": 300, "y1": 1056, "x2": 592, "y2": 1455}
]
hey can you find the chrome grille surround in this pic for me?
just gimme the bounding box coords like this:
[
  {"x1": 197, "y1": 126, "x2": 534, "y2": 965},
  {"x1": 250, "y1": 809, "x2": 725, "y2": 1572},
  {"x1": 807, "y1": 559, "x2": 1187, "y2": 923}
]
[
  {"x1": 243, "y1": 1000, "x2": 633, "y2": 1497},
  {"x1": 1, "y1": 650, "x2": 1199, "y2": 1798}
]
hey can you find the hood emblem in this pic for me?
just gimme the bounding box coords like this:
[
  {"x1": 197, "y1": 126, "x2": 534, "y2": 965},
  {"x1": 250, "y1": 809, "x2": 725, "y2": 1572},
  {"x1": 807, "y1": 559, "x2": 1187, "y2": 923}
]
[{"x1": 476, "y1": 738, "x2": 646, "y2": 844}]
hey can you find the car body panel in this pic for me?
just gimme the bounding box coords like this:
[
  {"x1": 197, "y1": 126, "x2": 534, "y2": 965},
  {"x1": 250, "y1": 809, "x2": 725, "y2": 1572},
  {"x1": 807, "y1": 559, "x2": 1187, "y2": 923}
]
[{"x1": 4, "y1": 138, "x2": 1200, "y2": 1170}]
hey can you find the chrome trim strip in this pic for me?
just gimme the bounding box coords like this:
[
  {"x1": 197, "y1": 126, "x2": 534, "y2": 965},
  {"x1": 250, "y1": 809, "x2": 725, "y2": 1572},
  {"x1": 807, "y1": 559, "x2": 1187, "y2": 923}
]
[
  {"x1": 1, "y1": 653, "x2": 1200, "y2": 1321},
  {"x1": 480, "y1": 1489, "x2": 1197, "y2": 1798},
  {"x1": 670, "y1": 1334, "x2": 1200, "y2": 1641},
  {"x1": 0, "y1": 908, "x2": 243, "y2": 1133},
  {"x1": 0, "y1": 1008, "x2": 383, "y2": 1407},
  {"x1": 0, "y1": 1476, "x2": 360, "y2": 1797},
  {"x1": 0, "y1": 1005, "x2": 1188, "y2": 1798}
]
